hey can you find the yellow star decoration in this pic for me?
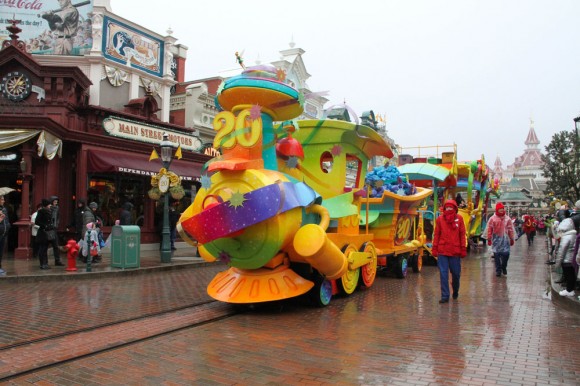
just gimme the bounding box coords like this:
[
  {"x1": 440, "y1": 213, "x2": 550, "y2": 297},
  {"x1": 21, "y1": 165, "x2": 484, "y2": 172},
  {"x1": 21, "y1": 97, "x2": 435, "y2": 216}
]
[
  {"x1": 228, "y1": 191, "x2": 247, "y2": 208},
  {"x1": 276, "y1": 68, "x2": 286, "y2": 81}
]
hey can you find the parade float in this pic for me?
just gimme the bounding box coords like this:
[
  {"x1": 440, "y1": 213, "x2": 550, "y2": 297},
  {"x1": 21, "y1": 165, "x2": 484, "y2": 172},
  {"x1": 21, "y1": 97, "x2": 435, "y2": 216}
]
[
  {"x1": 177, "y1": 62, "x2": 433, "y2": 307},
  {"x1": 358, "y1": 165, "x2": 432, "y2": 277},
  {"x1": 398, "y1": 149, "x2": 501, "y2": 255}
]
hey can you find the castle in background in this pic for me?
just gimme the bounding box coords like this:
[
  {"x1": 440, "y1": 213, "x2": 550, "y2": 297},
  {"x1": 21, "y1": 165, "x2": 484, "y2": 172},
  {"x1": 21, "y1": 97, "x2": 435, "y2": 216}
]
[{"x1": 491, "y1": 119, "x2": 548, "y2": 215}]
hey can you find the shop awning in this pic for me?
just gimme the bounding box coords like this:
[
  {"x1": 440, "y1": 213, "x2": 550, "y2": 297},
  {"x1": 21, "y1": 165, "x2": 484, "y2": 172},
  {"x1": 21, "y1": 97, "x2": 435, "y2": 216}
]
[{"x1": 87, "y1": 149, "x2": 203, "y2": 181}]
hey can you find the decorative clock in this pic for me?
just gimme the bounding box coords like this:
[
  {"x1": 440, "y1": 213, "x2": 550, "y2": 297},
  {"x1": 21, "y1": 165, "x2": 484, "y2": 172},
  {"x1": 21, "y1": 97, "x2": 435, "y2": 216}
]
[{"x1": 1, "y1": 71, "x2": 32, "y2": 102}]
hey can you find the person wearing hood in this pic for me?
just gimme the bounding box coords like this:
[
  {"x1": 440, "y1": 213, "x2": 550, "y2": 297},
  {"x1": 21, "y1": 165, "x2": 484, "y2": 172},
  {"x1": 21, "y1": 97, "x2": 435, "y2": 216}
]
[
  {"x1": 79, "y1": 222, "x2": 101, "y2": 264},
  {"x1": 48, "y1": 196, "x2": 63, "y2": 266},
  {"x1": 119, "y1": 202, "x2": 133, "y2": 225},
  {"x1": 555, "y1": 218, "x2": 577, "y2": 297},
  {"x1": 522, "y1": 213, "x2": 537, "y2": 246},
  {"x1": 556, "y1": 204, "x2": 571, "y2": 222},
  {"x1": 487, "y1": 202, "x2": 516, "y2": 277},
  {"x1": 83, "y1": 202, "x2": 98, "y2": 228},
  {"x1": 67, "y1": 198, "x2": 87, "y2": 241},
  {"x1": 432, "y1": 199, "x2": 467, "y2": 304}
]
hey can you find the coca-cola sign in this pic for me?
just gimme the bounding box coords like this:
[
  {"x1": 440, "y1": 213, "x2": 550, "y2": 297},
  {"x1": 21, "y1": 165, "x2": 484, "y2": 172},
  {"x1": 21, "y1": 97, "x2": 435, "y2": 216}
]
[
  {"x1": 1, "y1": 0, "x2": 44, "y2": 11},
  {"x1": 0, "y1": 0, "x2": 94, "y2": 56}
]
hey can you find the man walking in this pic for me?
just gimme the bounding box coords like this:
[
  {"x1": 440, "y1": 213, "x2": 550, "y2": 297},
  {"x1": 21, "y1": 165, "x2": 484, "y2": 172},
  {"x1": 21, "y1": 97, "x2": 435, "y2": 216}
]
[
  {"x1": 49, "y1": 196, "x2": 63, "y2": 266},
  {"x1": 432, "y1": 199, "x2": 467, "y2": 304},
  {"x1": 487, "y1": 202, "x2": 516, "y2": 277}
]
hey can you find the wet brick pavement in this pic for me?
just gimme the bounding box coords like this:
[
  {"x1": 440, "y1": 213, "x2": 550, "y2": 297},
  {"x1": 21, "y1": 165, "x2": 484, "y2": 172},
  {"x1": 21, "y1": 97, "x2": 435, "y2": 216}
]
[
  {"x1": 0, "y1": 248, "x2": 226, "y2": 349},
  {"x1": 1, "y1": 236, "x2": 579, "y2": 385}
]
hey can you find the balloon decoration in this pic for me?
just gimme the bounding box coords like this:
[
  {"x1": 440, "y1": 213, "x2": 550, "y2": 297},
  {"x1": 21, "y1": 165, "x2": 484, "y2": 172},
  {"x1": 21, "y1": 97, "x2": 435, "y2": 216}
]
[{"x1": 148, "y1": 168, "x2": 182, "y2": 200}]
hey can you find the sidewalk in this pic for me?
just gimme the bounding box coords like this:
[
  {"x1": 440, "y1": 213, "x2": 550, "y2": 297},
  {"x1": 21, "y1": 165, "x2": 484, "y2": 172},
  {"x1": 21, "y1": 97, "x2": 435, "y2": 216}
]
[
  {"x1": 0, "y1": 241, "x2": 208, "y2": 282},
  {"x1": 548, "y1": 262, "x2": 580, "y2": 315}
]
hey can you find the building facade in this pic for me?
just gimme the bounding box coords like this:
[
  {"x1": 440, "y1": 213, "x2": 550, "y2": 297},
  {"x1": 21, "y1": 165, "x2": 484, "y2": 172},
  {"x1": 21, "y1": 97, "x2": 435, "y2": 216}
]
[{"x1": 0, "y1": 1, "x2": 209, "y2": 258}]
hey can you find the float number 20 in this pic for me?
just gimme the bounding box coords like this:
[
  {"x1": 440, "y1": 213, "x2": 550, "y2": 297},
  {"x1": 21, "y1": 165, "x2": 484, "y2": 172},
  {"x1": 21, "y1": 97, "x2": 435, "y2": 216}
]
[
  {"x1": 213, "y1": 110, "x2": 262, "y2": 149},
  {"x1": 394, "y1": 216, "x2": 412, "y2": 245}
]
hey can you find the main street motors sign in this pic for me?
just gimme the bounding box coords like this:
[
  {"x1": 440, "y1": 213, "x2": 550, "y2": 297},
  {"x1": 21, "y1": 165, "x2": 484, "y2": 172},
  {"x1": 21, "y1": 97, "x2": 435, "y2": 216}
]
[{"x1": 102, "y1": 117, "x2": 203, "y2": 152}]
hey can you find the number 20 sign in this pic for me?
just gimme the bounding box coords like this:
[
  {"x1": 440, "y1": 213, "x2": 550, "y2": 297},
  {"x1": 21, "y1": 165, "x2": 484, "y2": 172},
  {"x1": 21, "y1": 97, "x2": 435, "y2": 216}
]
[
  {"x1": 213, "y1": 110, "x2": 262, "y2": 150},
  {"x1": 394, "y1": 215, "x2": 414, "y2": 246}
]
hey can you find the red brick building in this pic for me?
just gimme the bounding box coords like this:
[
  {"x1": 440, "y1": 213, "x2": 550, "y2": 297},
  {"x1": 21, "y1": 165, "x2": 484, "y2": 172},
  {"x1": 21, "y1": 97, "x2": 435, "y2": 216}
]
[{"x1": 0, "y1": 17, "x2": 209, "y2": 259}]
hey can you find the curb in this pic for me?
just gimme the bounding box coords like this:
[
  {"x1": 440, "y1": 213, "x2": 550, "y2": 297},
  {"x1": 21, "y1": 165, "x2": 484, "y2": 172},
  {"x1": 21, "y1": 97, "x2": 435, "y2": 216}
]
[
  {"x1": 0, "y1": 261, "x2": 221, "y2": 284},
  {"x1": 549, "y1": 266, "x2": 580, "y2": 317}
]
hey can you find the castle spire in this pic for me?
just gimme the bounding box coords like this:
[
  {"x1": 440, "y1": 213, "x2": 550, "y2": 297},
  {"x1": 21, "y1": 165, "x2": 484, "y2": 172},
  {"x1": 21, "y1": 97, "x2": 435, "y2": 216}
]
[{"x1": 525, "y1": 117, "x2": 540, "y2": 146}]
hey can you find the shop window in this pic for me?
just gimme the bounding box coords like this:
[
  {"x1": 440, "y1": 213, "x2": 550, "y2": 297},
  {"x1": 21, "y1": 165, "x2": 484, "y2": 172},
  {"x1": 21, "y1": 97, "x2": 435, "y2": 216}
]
[{"x1": 88, "y1": 175, "x2": 145, "y2": 226}]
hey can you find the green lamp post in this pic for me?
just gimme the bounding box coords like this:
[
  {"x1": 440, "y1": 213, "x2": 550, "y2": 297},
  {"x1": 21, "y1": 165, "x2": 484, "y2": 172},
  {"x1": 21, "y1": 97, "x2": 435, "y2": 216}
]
[{"x1": 159, "y1": 133, "x2": 174, "y2": 263}]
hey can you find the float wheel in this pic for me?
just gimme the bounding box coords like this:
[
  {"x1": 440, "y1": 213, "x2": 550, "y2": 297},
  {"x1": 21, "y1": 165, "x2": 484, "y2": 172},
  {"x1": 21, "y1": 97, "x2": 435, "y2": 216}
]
[
  {"x1": 410, "y1": 253, "x2": 423, "y2": 273},
  {"x1": 337, "y1": 244, "x2": 360, "y2": 295},
  {"x1": 309, "y1": 275, "x2": 333, "y2": 307},
  {"x1": 359, "y1": 242, "x2": 378, "y2": 288},
  {"x1": 395, "y1": 254, "x2": 408, "y2": 279}
]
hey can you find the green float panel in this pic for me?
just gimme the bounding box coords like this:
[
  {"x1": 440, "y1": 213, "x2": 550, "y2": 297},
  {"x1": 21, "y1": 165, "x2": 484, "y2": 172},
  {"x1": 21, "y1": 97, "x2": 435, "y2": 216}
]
[{"x1": 111, "y1": 225, "x2": 141, "y2": 269}]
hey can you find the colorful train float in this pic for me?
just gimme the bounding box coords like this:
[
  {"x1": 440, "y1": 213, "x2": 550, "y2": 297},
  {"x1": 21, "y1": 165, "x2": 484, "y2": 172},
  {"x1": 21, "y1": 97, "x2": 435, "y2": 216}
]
[
  {"x1": 398, "y1": 149, "x2": 500, "y2": 256},
  {"x1": 359, "y1": 165, "x2": 432, "y2": 277},
  {"x1": 176, "y1": 64, "x2": 432, "y2": 307}
]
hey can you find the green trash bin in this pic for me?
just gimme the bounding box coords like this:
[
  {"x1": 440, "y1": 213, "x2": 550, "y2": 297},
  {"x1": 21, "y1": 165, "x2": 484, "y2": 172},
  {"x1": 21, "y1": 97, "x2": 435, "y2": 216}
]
[{"x1": 111, "y1": 225, "x2": 141, "y2": 269}]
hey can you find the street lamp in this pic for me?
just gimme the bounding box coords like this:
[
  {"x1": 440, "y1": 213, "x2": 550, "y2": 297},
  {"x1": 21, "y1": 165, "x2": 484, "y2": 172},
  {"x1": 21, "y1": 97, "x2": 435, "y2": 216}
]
[
  {"x1": 574, "y1": 116, "x2": 580, "y2": 149},
  {"x1": 159, "y1": 133, "x2": 174, "y2": 263}
]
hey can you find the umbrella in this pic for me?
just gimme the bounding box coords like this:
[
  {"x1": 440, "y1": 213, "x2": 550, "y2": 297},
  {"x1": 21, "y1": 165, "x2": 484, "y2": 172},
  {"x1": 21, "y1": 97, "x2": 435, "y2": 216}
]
[{"x1": 0, "y1": 187, "x2": 15, "y2": 196}]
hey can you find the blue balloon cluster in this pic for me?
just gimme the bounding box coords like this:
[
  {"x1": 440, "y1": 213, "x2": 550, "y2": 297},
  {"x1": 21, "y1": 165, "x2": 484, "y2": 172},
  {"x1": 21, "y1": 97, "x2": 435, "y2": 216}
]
[{"x1": 365, "y1": 166, "x2": 417, "y2": 197}]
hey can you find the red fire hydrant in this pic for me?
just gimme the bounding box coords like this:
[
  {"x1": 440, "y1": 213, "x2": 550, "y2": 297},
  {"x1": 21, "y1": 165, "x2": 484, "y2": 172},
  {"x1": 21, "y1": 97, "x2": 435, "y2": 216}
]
[{"x1": 65, "y1": 239, "x2": 79, "y2": 272}]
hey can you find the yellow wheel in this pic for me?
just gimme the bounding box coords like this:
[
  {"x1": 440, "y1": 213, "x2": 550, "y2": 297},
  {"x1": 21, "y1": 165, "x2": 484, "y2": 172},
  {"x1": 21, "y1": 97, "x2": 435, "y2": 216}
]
[
  {"x1": 359, "y1": 242, "x2": 378, "y2": 288},
  {"x1": 337, "y1": 244, "x2": 360, "y2": 295}
]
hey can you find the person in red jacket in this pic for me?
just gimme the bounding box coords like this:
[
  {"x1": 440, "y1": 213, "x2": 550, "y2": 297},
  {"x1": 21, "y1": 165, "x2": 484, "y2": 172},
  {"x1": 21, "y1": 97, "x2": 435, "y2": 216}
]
[
  {"x1": 432, "y1": 199, "x2": 467, "y2": 303},
  {"x1": 522, "y1": 213, "x2": 537, "y2": 246}
]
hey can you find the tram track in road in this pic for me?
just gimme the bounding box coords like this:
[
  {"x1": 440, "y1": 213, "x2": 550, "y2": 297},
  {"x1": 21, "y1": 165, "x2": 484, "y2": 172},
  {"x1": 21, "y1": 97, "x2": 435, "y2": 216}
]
[{"x1": 0, "y1": 300, "x2": 237, "y2": 381}]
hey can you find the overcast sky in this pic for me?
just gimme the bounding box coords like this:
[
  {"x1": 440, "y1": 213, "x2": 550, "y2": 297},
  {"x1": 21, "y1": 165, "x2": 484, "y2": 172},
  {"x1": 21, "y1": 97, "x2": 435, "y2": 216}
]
[{"x1": 112, "y1": 0, "x2": 580, "y2": 166}]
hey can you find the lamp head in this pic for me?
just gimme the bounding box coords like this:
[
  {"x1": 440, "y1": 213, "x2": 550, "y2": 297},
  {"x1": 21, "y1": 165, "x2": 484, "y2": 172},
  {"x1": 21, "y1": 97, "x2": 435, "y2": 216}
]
[{"x1": 160, "y1": 132, "x2": 174, "y2": 164}]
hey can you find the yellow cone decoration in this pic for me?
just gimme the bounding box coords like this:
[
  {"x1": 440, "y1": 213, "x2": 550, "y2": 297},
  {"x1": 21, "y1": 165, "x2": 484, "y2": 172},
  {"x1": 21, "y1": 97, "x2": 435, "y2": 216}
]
[
  {"x1": 175, "y1": 145, "x2": 183, "y2": 160},
  {"x1": 451, "y1": 155, "x2": 458, "y2": 178},
  {"x1": 149, "y1": 148, "x2": 159, "y2": 161}
]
